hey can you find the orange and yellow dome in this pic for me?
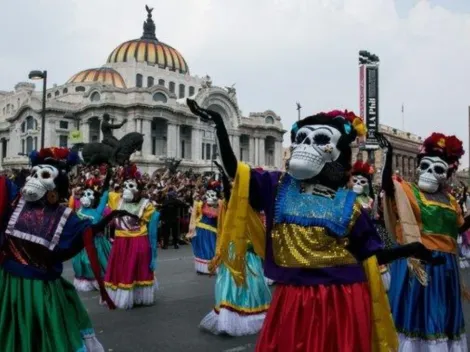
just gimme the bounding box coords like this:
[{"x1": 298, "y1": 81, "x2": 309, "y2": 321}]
[
  {"x1": 67, "y1": 67, "x2": 126, "y2": 88},
  {"x1": 107, "y1": 39, "x2": 189, "y2": 74}
]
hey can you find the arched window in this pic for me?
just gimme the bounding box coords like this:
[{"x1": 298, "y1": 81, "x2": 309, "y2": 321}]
[
  {"x1": 75, "y1": 86, "x2": 85, "y2": 92},
  {"x1": 147, "y1": 77, "x2": 154, "y2": 87},
  {"x1": 26, "y1": 136, "x2": 33, "y2": 154},
  {"x1": 90, "y1": 92, "x2": 101, "y2": 102},
  {"x1": 178, "y1": 84, "x2": 185, "y2": 98},
  {"x1": 169, "y1": 82, "x2": 175, "y2": 93},
  {"x1": 55, "y1": 91, "x2": 60, "y2": 97},
  {"x1": 265, "y1": 116, "x2": 275, "y2": 124},
  {"x1": 21, "y1": 139, "x2": 25, "y2": 154},
  {"x1": 63, "y1": 88, "x2": 68, "y2": 94},
  {"x1": 136, "y1": 74, "x2": 143, "y2": 88},
  {"x1": 189, "y1": 86, "x2": 195, "y2": 96},
  {"x1": 47, "y1": 93, "x2": 52, "y2": 99},
  {"x1": 26, "y1": 116, "x2": 36, "y2": 130},
  {"x1": 153, "y1": 92, "x2": 168, "y2": 103},
  {"x1": 158, "y1": 79, "x2": 165, "y2": 86}
]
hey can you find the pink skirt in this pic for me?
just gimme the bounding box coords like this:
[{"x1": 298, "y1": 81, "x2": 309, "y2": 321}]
[{"x1": 104, "y1": 235, "x2": 154, "y2": 290}]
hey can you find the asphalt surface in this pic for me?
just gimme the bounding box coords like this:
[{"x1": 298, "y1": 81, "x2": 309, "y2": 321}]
[{"x1": 64, "y1": 245, "x2": 470, "y2": 352}]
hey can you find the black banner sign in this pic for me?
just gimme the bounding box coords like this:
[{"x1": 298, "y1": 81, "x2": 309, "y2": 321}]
[{"x1": 365, "y1": 65, "x2": 379, "y2": 147}]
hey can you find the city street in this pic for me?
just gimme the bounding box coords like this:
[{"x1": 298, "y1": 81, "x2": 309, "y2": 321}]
[{"x1": 65, "y1": 245, "x2": 470, "y2": 352}]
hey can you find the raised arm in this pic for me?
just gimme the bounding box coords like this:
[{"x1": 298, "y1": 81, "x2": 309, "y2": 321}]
[
  {"x1": 375, "y1": 132, "x2": 394, "y2": 198},
  {"x1": 187, "y1": 99, "x2": 237, "y2": 178},
  {"x1": 107, "y1": 119, "x2": 127, "y2": 129}
]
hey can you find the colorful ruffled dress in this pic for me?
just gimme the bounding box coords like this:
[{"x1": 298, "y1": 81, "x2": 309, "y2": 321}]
[
  {"x1": 200, "y1": 203, "x2": 271, "y2": 336},
  {"x1": 357, "y1": 194, "x2": 391, "y2": 291},
  {"x1": 386, "y1": 181, "x2": 467, "y2": 350},
  {"x1": 218, "y1": 165, "x2": 397, "y2": 352},
  {"x1": 70, "y1": 191, "x2": 112, "y2": 291},
  {"x1": 190, "y1": 201, "x2": 220, "y2": 274},
  {"x1": 0, "y1": 177, "x2": 104, "y2": 352},
  {"x1": 104, "y1": 193, "x2": 160, "y2": 309}
]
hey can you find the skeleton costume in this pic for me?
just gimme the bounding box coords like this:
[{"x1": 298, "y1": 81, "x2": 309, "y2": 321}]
[
  {"x1": 380, "y1": 132, "x2": 468, "y2": 351},
  {"x1": 70, "y1": 176, "x2": 112, "y2": 292},
  {"x1": 187, "y1": 99, "x2": 439, "y2": 352},
  {"x1": 200, "y1": 164, "x2": 272, "y2": 336},
  {"x1": 104, "y1": 166, "x2": 160, "y2": 309},
  {"x1": 351, "y1": 161, "x2": 391, "y2": 291},
  {"x1": 188, "y1": 183, "x2": 222, "y2": 274},
  {"x1": 0, "y1": 147, "x2": 122, "y2": 352}
]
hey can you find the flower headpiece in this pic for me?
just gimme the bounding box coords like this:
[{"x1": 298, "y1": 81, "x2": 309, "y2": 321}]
[
  {"x1": 419, "y1": 133, "x2": 464, "y2": 171},
  {"x1": 123, "y1": 163, "x2": 142, "y2": 181},
  {"x1": 29, "y1": 147, "x2": 80, "y2": 170},
  {"x1": 291, "y1": 110, "x2": 367, "y2": 138},
  {"x1": 324, "y1": 110, "x2": 367, "y2": 137},
  {"x1": 352, "y1": 160, "x2": 374, "y2": 176}
]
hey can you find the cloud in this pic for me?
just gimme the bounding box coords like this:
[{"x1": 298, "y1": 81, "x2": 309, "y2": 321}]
[{"x1": 1, "y1": 0, "x2": 470, "y2": 165}]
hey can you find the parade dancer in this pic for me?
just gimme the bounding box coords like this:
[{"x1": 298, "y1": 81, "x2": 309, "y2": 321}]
[
  {"x1": 187, "y1": 99, "x2": 441, "y2": 352},
  {"x1": 351, "y1": 160, "x2": 391, "y2": 290},
  {"x1": 71, "y1": 170, "x2": 112, "y2": 291},
  {"x1": 104, "y1": 166, "x2": 160, "y2": 309},
  {"x1": 188, "y1": 183, "x2": 222, "y2": 274},
  {"x1": 200, "y1": 161, "x2": 272, "y2": 336},
  {"x1": 0, "y1": 147, "x2": 130, "y2": 352},
  {"x1": 378, "y1": 132, "x2": 468, "y2": 351}
]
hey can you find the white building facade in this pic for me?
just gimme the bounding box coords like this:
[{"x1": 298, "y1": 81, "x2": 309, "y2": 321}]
[{"x1": 0, "y1": 8, "x2": 284, "y2": 173}]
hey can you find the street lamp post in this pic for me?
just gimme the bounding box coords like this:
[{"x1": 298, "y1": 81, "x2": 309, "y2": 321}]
[{"x1": 28, "y1": 70, "x2": 47, "y2": 149}]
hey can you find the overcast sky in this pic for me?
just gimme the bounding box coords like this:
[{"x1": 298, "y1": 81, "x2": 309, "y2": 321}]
[{"x1": 1, "y1": 0, "x2": 470, "y2": 166}]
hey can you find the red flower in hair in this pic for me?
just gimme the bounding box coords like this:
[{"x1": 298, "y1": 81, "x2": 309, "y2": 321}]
[
  {"x1": 352, "y1": 161, "x2": 374, "y2": 175},
  {"x1": 445, "y1": 135, "x2": 464, "y2": 160},
  {"x1": 38, "y1": 148, "x2": 54, "y2": 159},
  {"x1": 423, "y1": 133, "x2": 446, "y2": 152},
  {"x1": 53, "y1": 148, "x2": 69, "y2": 160}
]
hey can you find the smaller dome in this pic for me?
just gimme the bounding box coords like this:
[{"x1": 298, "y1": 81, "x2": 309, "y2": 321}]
[{"x1": 67, "y1": 67, "x2": 126, "y2": 88}]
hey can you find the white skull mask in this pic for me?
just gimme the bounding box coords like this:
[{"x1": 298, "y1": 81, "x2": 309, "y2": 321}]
[
  {"x1": 80, "y1": 189, "x2": 95, "y2": 208},
  {"x1": 205, "y1": 190, "x2": 218, "y2": 206},
  {"x1": 417, "y1": 156, "x2": 448, "y2": 193},
  {"x1": 352, "y1": 175, "x2": 369, "y2": 195},
  {"x1": 122, "y1": 180, "x2": 139, "y2": 202},
  {"x1": 288, "y1": 125, "x2": 342, "y2": 180},
  {"x1": 22, "y1": 165, "x2": 59, "y2": 202}
]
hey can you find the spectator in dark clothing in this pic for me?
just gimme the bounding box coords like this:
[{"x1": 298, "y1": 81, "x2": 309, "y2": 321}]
[{"x1": 160, "y1": 191, "x2": 189, "y2": 249}]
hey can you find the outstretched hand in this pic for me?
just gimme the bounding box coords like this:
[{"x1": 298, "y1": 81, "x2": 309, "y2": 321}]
[
  {"x1": 187, "y1": 99, "x2": 223, "y2": 124},
  {"x1": 374, "y1": 132, "x2": 392, "y2": 150}
]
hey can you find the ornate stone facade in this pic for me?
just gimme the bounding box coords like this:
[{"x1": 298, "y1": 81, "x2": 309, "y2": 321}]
[{"x1": 0, "y1": 9, "x2": 284, "y2": 173}]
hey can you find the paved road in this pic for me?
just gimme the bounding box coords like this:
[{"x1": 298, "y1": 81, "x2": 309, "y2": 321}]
[{"x1": 65, "y1": 245, "x2": 470, "y2": 352}]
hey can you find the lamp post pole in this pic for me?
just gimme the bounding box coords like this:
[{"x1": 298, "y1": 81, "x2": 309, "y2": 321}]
[
  {"x1": 28, "y1": 70, "x2": 48, "y2": 149},
  {"x1": 40, "y1": 71, "x2": 47, "y2": 149}
]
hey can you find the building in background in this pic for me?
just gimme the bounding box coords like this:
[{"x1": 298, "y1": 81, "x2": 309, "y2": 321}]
[{"x1": 0, "y1": 7, "x2": 284, "y2": 172}]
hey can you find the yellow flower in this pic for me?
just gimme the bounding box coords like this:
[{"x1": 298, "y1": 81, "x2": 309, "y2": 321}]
[
  {"x1": 352, "y1": 118, "x2": 367, "y2": 137},
  {"x1": 437, "y1": 138, "x2": 446, "y2": 148}
]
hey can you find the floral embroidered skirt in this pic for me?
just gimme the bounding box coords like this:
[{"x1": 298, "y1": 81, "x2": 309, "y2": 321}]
[{"x1": 0, "y1": 267, "x2": 104, "y2": 352}]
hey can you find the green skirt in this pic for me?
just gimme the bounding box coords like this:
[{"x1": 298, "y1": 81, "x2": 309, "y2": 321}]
[{"x1": 0, "y1": 267, "x2": 104, "y2": 352}]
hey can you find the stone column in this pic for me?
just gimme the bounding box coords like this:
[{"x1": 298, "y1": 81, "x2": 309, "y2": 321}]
[
  {"x1": 175, "y1": 125, "x2": 181, "y2": 159},
  {"x1": 231, "y1": 135, "x2": 240, "y2": 160},
  {"x1": 141, "y1": 119, "x2": 152, "y2": 157},
  {"x1": 275, "y1": 141, "x2": 282, "y2": 169},
  {"x1": 258, "y1": 138, "x2": 266, "y2": 166},
  {"x1": 191, "y1": 127, "x2": 201, "y2": 161},
  {"x1": 167, "y1": 124, "x2": 178, "y2": 158},
  {"x1": 254, "y1": 138, "x2": 259, "y2": 165},
  {"x1": 249, "y1": 137, "x2": 255, "y2": 164},
  {"x1": 81, "y1": 121, "x2": 90, "y2": 143}
]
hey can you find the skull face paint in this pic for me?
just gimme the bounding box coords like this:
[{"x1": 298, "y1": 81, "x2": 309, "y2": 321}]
[
  {"x1": 352, "y1": 175, "x2": 369, "y2": 195},
  {"x1": 122, "y1": 180, "x2": 139, "y2": 202},
  {"x1": 22, "y1": 165, "x2": 59, "y2": 202},
  {"x1": 288, "y1": 125, "x2": 342, "y2": 180},
  {"x1": 417, "y1": 156, "x2": 448, "y2": 193},
  {"x1": 80, "y1": 189, "x2": 95, "y2": 208},
  {"x1": 205, "y1": 190, "x2": 218, "y2": 206}
]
